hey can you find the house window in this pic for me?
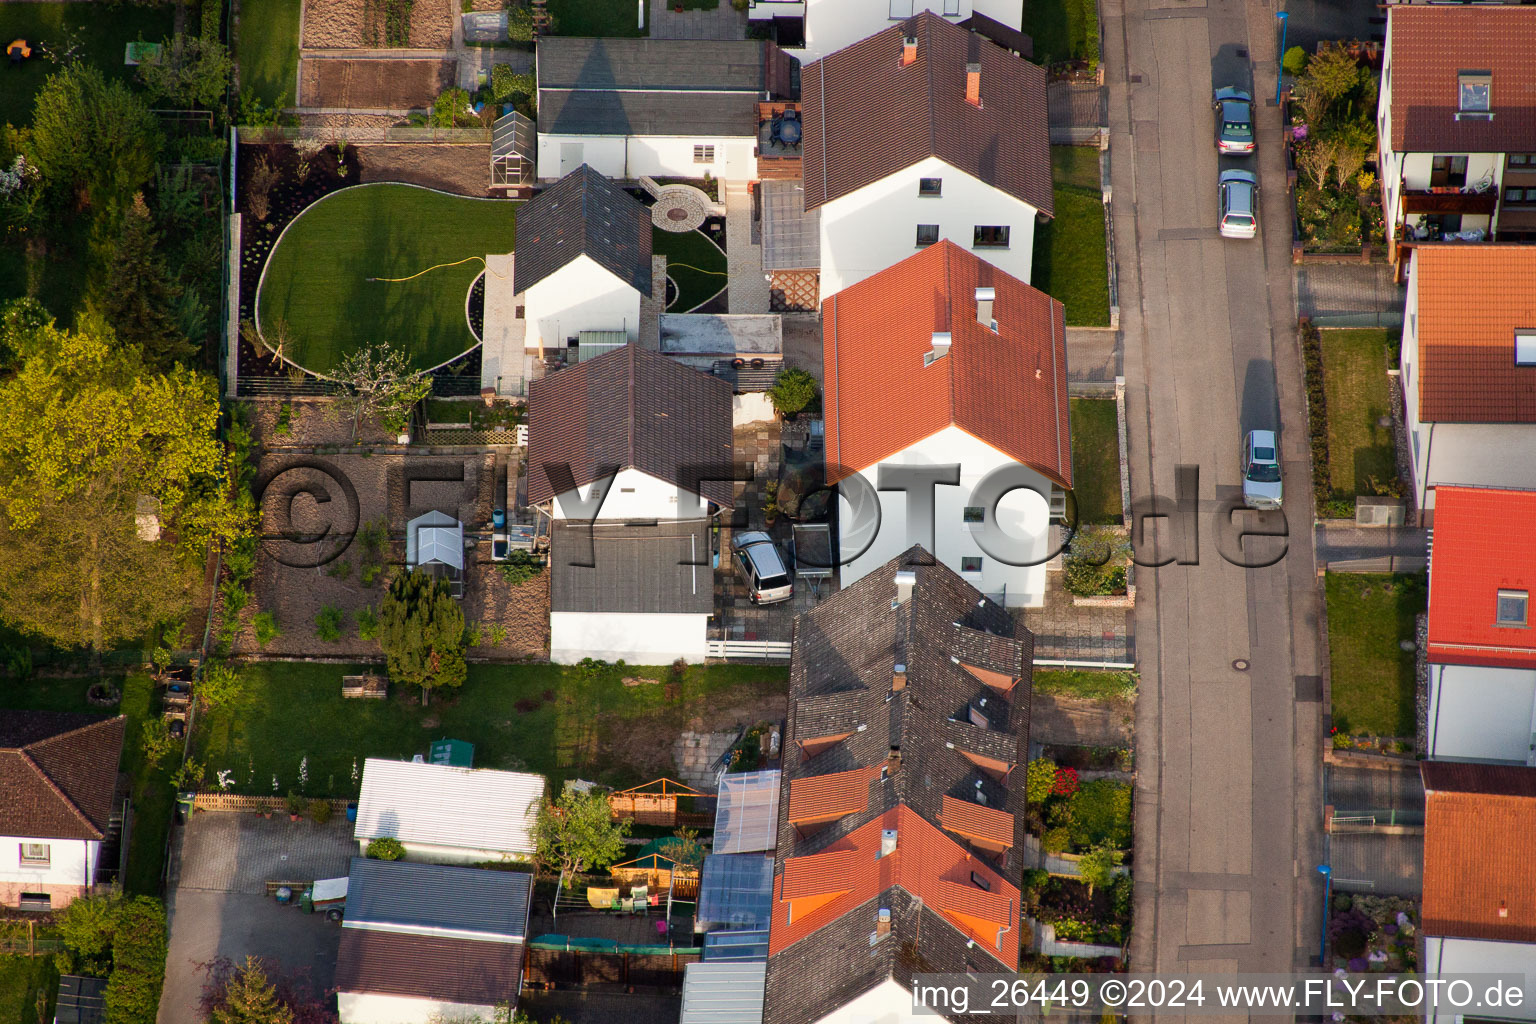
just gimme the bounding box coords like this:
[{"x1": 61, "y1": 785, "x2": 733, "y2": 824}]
[
  {"x1": 1497, "y1": 589, "x2": 1529, "y2": 627},
  {"x1": 1430, "y1": 156, "x2": 1468, "y2": 188},
  {"x1": 972, "y1": 225, "x2": 1010, "y2": 248},
  {"x1": 960, "y1": 556, "x2": 983, "y2": 574},
  {"x1": 943, "y1": 0, "x2": 961, "y2": 14},
  {"x1": 1517, "y1": 332, "x2": 1536, "y2": 366},
  {"x1": 17, "y1": 893, "x2": 50, "y2": 912},
  {"x1": 918, "y1": 177, "x2": 942, "y2": 196},
  {"x1": 693, "y1": 144, "x2": 715, "y2": 164},
  {"x1": 963, "y1": 506, "x2": 985, "y2": 524},
  {"x1": 1510, "y1": 154, "x2": 1535, "y2": 166},
  {"x1": 1506, "y1": 188, "x2": 1536, "y2": 206},
  {"x1": 19, "y1": 843, "x2": 49, "y2": 866},
  {"x1": 1457, "y1": 71, "x2": 1491, "y2": 114},
  {"x1": 889, "y1": 0, "x2": 914, "y2": 16},
  {"x1": 916, "y1": 224, "x2": 939, "y2": 247}
]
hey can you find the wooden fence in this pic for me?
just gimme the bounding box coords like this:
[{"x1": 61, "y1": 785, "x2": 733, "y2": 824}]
[
  {"x1": 192, "y1": 793, "x2": 352, "y2": 814},
  {"x1": 524, "y1": 947, "x2": 699, "y2": 989}
]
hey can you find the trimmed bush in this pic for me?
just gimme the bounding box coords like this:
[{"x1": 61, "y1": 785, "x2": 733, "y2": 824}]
[
  {"x1": 1025, "y1": 757, "x2": 1057, "y2": 806},
  {"x1": 367, "y1": 836, "x2": 405, "y2": 861},
  {"x1": 309, "y1": 799, "x2": 333, "y2": 824},
  {"x1": 1066, "y1": 779, "x2": 1132, "y2": 850}
]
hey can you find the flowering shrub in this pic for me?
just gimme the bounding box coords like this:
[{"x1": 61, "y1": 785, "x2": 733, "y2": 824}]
[
  {"x1": 1026, "y1": 758, "x2": 1057, "y2": 805},
  {"x1": 1052, "y1": 766, "x2": 1081, "y2": 797}
]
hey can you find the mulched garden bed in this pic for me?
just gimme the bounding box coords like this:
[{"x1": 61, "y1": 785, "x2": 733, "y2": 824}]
[
  {"x1": 1040, "y1": 744, "x2": 1133, "y2": 772},
  {"x1": 1030, "y1": 875, "x2": 1132, "y2": 948}
]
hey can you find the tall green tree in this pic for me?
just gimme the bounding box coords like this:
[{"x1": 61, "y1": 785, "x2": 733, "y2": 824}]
[
  {"x1": 533, "y1": 790, "x2": 631, "y2": 880},
  {"x1": 210, "y1": 957, "x2": 293, "y2": 1024},
  {"x1": 1076, "y1": 844, "x2": 1124, "y2": 898},
  {"x1": 0, "y1": 314, "x2": 245, "y2": 654},
  {"x1": 104, "y1": 897, "x2": 168, "y2": 1024},
  {"x1": 332, "y1": 341, "x2": 433, "y2": 439},
  {"x1": 137, "y1": 35, "x2": 234, "y2": 110},
  {"x1": 92, "y1": 193, "x2": 193, "y2": 370},
  {"x1": 378, "y1": 570, "x2": 467, "y2": 702}
]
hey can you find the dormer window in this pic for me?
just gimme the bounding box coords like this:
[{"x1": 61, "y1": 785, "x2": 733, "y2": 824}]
[
  {"x1": 1497, "y1": 589, "x2": 1529, "y2": 627},
  {"x1": 1458, "y1": 71, "x2": 1491, "y2": 117},
  {"x1": 1517, "y1": 331, "x2": 1536, "y2": 367}
]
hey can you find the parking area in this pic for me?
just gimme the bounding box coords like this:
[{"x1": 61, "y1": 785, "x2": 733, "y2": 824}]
[{"x1": 158, "y1": 813, "x2": 357, "y2": 1023}]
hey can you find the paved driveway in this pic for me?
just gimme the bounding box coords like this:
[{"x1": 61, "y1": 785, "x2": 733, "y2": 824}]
[
  {"x1": 1104, "y1": 0, "x2": 1325, "y2": 974},
  {"x1": 175, "y1": 811, "x2": 356, "y2": 893}
]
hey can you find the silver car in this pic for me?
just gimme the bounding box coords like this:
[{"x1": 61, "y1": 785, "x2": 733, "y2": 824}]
[
  {"x1": 1214, "y1": 87, "x2": 1255, "y2": 154},
  {"x1": 1219, "y1": 169, "x2": 1258, "y2": 239},
  {"x1": 731, "y1": 531, "x2": 794, "y2": 605},
  {"x1": 1242, "y1": 430, "x2": 1283, "y2": 510}
]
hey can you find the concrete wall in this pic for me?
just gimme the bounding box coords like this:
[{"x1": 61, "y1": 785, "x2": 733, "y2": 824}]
[
  {"x1": 354, "y1": 839, "x2": 529, "y2": 866},
  {"x1": 818, "y1": 157, "x2": 1040, "y2": 297},
  {"x1": 837, "y1": 425, "x2": 1054, "y2": 607},
  {"x1": 338, "y1": 991, "x2": 501, "y2": 1024},
  {"x1": 550, "y1": 612, "x2": 710, "y2": 665},
  {"x1": 524, "y1": 256, "x2": 643, "y2": 351},
  {"x1": 1425, "y1": 937, "x2": 1536, "y2": 1024},
  {"x1": 1425, "y1": 663, "x2": 1536, "y2": 763},
  {"x1": 551, "y1": 468, "x2": 709, "y2": 520},
  {"x1": 0, "y1": 838, "x2": 97, "y2": 908},
  {"x1": 537, "y1": 133, "x2": 756, "y2": 182}
]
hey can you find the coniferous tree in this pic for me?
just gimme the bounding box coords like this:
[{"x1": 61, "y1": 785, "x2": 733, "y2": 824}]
[{"x1": 378, "y1": 570, "x2": 467, "y2": 703}]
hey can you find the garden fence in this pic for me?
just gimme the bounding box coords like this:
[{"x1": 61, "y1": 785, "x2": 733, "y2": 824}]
[
  {"x1": 385, "y1": 126, "x2": 492, "y2": 144},
  {"x1": 192, "y1": 793, "x2": 353, "y2": 813}
]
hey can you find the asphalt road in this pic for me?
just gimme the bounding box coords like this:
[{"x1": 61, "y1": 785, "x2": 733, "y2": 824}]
[{"x1": 1101, "y1": 0, "x2": 1327, "y2": 983}]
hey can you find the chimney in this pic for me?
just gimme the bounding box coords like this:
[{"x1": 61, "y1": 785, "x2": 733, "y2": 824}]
[
  {"x1": 975, "y1": 287, "x2": 996, "y2": 330},
  {"x1": 1500, "y1": 901, "x2": 1510, "y2": 919},
  {"x1": 902, "y1": 35, "x2": 918, "y2": 66},
  {"x1": 888, "y1": 745, "x2": 902, "y2": 772},
  {"x1": 924, "y1": 332, "x2": 951, "y2": 366},
  {"x1": 876, "y1": 907, "x2": 892, "y2": 936},
  {"x1": 894, "y1": 570, "x2": 917, "y2": 605},
  {"x1": 965, "y1": 62, "x2": 982, "y2": 107},
  {"x1": 892, "y1": 662, "x2": 907, "y2": 691},
  {"x1": 880, "y1": 828, "x2": 899, "y2": 859}
]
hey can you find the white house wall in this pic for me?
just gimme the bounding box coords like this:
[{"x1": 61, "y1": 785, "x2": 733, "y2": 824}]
[
  {"x1": 551, "y1": 468, "x2": 708, "y2": 521},
  {"x1": 1424, "y1": 938, "x2": 1536, "y2": 1024},
  {"x1": 1425, "y1": 663, "x2": 1536, "y2": 763},
  {"x1": 550, "y1": 612, "x2": 710, "y2": 665},
  {"x1": 810, "y1": 977, "x2": 927, "y2": 1024},
  {"x1": 796, "y1": 0, "x2": 969, "y2": 62},
  {"x1": 837, "y1": 425, "x2": 1053, "y2": 607},
  {"x1": 818, "y1": 157, "x2": 1040, "y2": 297},
  {"x1": 0, "y1": 838, "x2": 97, "y2": 901},
  {"x1": 523, "y1": 256, "x2": 642, "y2": 351},
  {"x1": 353, "y1": 839, "x2": 525, "y2": 866},
  {"x1": 338, "y1": 991, "x2": 501, "y2": 1024},
  {"x1": 537, "y1": 134, "x2": 755, "y2": 182}
]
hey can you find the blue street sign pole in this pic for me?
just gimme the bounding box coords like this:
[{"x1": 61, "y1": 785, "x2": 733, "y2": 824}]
[
  {"x1": 1317, "y1": 864, "x2": 1332, "y2": 962},
  {"x1": 1276, "y1": 12, "x2": 1290, "y2": 106}
]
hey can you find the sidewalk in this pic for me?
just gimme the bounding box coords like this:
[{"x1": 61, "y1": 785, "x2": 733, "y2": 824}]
[{"x1": 1315, "y1": 522, "x2": 1426, "y2": 572}]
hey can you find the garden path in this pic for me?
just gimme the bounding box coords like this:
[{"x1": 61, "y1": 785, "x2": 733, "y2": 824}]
[{"x1": 725, "y1": 181, "x2": 770, "y2": 313}]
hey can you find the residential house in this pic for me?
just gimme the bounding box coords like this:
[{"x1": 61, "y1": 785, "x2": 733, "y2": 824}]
[
  {"x1": 336, "y1": 857, "x2": 533, "y2": 1024},
  {"x1": 1378, "y1": 5, "x2": 1536, "y2": 273},
  {"x1": 824, "y1": 240, "x2": 1069, "y2": 607},
  {"x1": 548, "y1": 518, "x2": 714, "y2": 664},
  {"x1": 803, "y1": 13, "x2": 1052, "y2": 296},
  {"x1": 1424, "y1": 486, "x2": 1536, "y2": 764},
  {"x1": 746, "y1": 0, "x2": 1031, "y2": 65},
  {"x1": 1398, "y1": 246, "x2": 1536, "y2": 517},
  {"x1": 535, "y1": 39, "x2": 796, "y2": 182},
  {"x1": 526, "y1": 343, "x2": 733, "y2": 521},
  {"x1": 353, "y1": 758, "x2": 544, "y2": 865},
  {"x1": 763, "y1": 552, "x2": 1032, "y2": 1024},
  {"x1": 515, "y1": 165, "x2": 653, "y2": 356},
  {"x1": 1420, "y1": 761, "x2": 1536, "y2": 1023},
  {"x1": 0, "y1": 712, "x2": 125, "y2": 911}
]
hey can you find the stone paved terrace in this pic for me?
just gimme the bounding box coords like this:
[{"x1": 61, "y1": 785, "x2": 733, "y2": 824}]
[
  {"x1": 1018, "y1": 568, "x2": 1135, "y2": 664},
  {"x1": 1295, "y1": 264, "x2": 1404, "y2": 326},
  {"x1": 725, "y1": 181, "x2": 770, "y2": 313},
  {"x1": 173, "y1": 812, "x2": 357, "y2": 894},
  {"x1": 647, "y1": 0, "x2": 747, "y2": 40}
]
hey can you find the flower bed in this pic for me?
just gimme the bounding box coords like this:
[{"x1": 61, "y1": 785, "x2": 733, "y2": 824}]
[
  {"x1": 1287, "y1": 44, "x2": 1384, "y2": 253},
  {"x1": 1328, "y1": 894, "x2": 1418, "y2": 972},
  {"x1": 1027, "y1": 758, "x2": 1132, "y2": 854},
  {"x1": 1028, "y1": 875, "x2": 1132, "y2": 947}
]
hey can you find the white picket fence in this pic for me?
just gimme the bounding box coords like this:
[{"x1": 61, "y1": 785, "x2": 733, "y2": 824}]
[{"x1": 707, "y1": 640, "x2": 792, "y2": 661}]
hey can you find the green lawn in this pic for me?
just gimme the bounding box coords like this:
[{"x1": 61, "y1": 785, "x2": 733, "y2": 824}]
[
  {"x1": 0, "y1": 952, "x2": 58, "y2": 1024},
  {"x1": 547, "y1": 0, "x2": 647, "y2": 36},
  {"x1": 1069, "y1": 398, "x2": 1122, "y2": 525},
  {"x1": 0, "y1": 3, "x2": 174, "y2": 128},
  {"x1": 237, "y1": 0, "x2": 301, "y2": 108},
  {"x1": 257, "y1": 185, "x2": 520, "y2": 374},
  {"x1": 1324, "y1": 572, "x2": 1425, "y2": 738},
  {"x1": 1023, "y1": 0, "x2": 1099, "y2": 67},
  {"x1": 652, "y1": 227, "x2": 728, "y2": 312},
  {"x1": 1032, "y1": 669, "x2": 1136, "y2": 702},
  {"x1": 1320, "y1": 328, "x2": 1396, "y2": 500},
  {"x1": 1034, "y1": 186, "x2": 1111, "y2": 327},
  {"x1": 1052, "y1": 144, "x2": 1101, "y2": 190},
  {"x1": 0, "y1": 675, "x2": 175, "y2": 896},
  {"x1": 193, "y1": 660, "x2": 789, "y2": 795}
]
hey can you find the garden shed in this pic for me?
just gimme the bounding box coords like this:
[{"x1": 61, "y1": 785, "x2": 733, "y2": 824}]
[
  {"x1": 354, "y1": 758, "x2": 545, "y2": 865},
  {"x1": 611, "y1": 839, "x2": 699, "y2": 899},
  {"x1": 404, "y1": 510, "x2": 465, "y2": 598},
  {"x1": 609, "y1": 778, "x2": 704, "y2": 826}
]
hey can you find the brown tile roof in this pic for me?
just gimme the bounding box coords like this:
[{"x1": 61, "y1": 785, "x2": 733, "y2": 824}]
[
  {"x1": 512, "y1": 165, "x2": 652, "y2": 295},
  {"x1": 1421, "y1": 762, "x2": 1536, "y2": 941},
  {"x1": 1387, "y1": 6, "x2": 1536, "y2": 155},
  {"x1": 802, "y1": 12, "x2": 1051, "y2": 215},
  {"x1": 0, "y1": 712, "x2": 125, "y2": 841},
  {"x1": 526, "y1": 344, "x2": 734, "y2": 506},
  {"x1": 823, "y1": 240, "x2": 1070, "y2": 486},
  {"x1": 937, "y1": 795, "x2": 1014, "y2": 847},
  {"x1": 1412, "y1": 246, "x2": 1536, "y2": 423},
  {"x1": 786, "y1": 765, "x2": 881, "y2": 824},
  {"x1": 335, "y1": 929, "x2": 525, "y2": 1007}
]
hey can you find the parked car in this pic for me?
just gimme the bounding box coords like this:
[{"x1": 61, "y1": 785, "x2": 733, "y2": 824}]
[
  {"x1": 1219, "y1": 169, "x2": 1259, "y2": 239},
  {"x1": 1242, "y1": 429, "x2": 1283, "y2": 510},
  {"x1": 731, "y1": 531, "x2": 794, "y2": 605},
  {"x1": 1214, "y1": 87, "x2": 1255, "y2": 154}
]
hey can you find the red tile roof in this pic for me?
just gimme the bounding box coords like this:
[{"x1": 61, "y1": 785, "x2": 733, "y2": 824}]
[
  {"x1": 802, "y1": 12, "x2": 1051, "y2": 215},
  {"x1": 769, "y1": 805, "x2": 1020, "y2": 969},
  {"x1": 937, "y1": 795, "x2": 1015, "y2": 847},
  {"x1": 1413, "y1": 247, "x2": 1536, "y2": 423},
  {"x1": 1426, "y1": 485, "x2": 1536, "y2": 669},
  {"x1": 0, "y1": 713, "x2": 125, "y2": 841},
  {"x1": 1387, "y1": 6, "x2": 1536, "y2": 155},
  {"x1": 822, "y1": 240, "x2": 1070, "y2": 486},
  {"x1": 786, "y1": 765, "x2": 881, "y2": 823},
  {"x1": 1422, "y1": 763, "x2": 1536, "y2": 942}
]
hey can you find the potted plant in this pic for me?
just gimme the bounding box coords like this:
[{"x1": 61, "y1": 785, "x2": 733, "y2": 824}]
[{"x1": 286, "y1": 791, "x2": 304, "y2": 821}]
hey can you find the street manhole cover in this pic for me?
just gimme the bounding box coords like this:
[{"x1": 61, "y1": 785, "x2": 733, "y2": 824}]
[{"x1": 1232, "y1": 659, "x2": 1250, "y2": 671}]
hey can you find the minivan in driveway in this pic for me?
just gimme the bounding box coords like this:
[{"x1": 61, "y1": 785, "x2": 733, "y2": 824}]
[
  {"x1": 732, "y1": 531, "x2": 794, "y2": 605},
  {"x1": 1219, "y1": 170, "x2": 1258, "y2": 239},
  {"x1": 1242, "y1": 430, "x2": 1283, "y2": 509}
]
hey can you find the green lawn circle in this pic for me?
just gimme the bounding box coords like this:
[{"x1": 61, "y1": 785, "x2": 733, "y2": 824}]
[{"x1": 256, "y1": 184, "x2": 520, "y2": 375}]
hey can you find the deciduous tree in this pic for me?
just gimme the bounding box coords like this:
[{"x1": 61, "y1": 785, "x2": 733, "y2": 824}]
[
  {"x1": 138, "y1": 34, "x2": 234, "y2": 110},
  {"x1": 533, "y1": 790, "x2": 631, "y2": 880},
  {"x1": 1076, "y1": 844, "x2": 1124, "y2": 898},
  {"x1": 331, "y1": 341, "x2": 433, "y2": 439}
]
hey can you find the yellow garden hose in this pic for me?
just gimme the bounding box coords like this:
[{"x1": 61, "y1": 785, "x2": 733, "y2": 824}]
[{"x1": 367, "y1": 255, "x2": 512, "y2": 283}]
